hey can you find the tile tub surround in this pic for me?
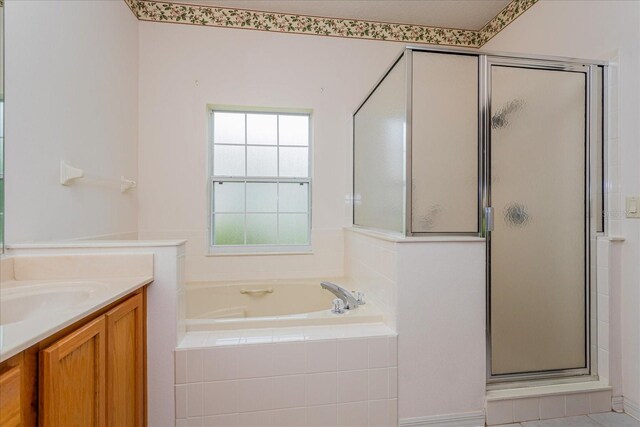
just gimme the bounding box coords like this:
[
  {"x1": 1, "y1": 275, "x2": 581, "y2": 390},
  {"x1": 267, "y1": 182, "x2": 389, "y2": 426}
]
[
  {"x1": 486, "y1": 383, "x2": 613, "y2": 425},
  {"x1": 344, "y1": 228, "x2": 399, "y2": 331},
  {"x1": 175, "y1": 323, "x2": 398, "y2": 426}
]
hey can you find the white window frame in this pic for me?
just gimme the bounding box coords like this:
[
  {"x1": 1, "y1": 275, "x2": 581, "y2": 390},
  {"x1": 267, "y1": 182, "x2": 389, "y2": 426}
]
[{"x1": 207, "y1": 106, "x2": 312, "y2": 255}]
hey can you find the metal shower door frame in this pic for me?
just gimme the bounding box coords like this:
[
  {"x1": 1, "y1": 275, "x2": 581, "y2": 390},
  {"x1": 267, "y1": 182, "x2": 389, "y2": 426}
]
[{"x1": 483, "y1": 55, "x2": 598, "y2": 384}]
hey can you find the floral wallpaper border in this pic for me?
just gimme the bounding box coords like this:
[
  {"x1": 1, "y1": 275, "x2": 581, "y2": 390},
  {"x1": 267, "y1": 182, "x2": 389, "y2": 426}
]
[
  {"x1": 479, "y1": 0, "x2": 538, "y2": 45},
  {"x1": 124, "y1": 0, "x2": 538, "y2": 48}
]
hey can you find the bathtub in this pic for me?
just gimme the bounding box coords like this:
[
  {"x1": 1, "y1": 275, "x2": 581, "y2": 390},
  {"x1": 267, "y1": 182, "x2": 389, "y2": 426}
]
[
  {"x1": 185, "y1": 279, "x2": 383, "y2": 331},
  {"x1": 177, "y1": 280, "x2": 397, "y2": 426}
]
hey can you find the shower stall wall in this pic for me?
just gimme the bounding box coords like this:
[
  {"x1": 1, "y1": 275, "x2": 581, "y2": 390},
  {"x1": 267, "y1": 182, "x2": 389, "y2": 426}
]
[
  {"x1": 353, "y1": 47, "x2": 606, "y2": 383},
  {"x1": 354, "y1": 49, "x2": 480, "y2": 236}
]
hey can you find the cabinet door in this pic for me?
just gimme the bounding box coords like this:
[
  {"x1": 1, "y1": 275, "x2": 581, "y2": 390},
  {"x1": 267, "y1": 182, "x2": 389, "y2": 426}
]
[
  {"x1": 40, "y1": 316, "x2": 106, "y2": 427},
  {"x1": 106, "y1": 293, "x2": 144, "y2": 427},
  {"x1": 0, "y1": 365, "x2": 22, "y2": 427}
]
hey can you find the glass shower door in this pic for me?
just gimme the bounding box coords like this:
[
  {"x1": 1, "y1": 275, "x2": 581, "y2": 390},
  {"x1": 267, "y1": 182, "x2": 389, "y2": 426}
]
[{"x1": 488, "y1": 64, "x2": 588, "y2": 379}]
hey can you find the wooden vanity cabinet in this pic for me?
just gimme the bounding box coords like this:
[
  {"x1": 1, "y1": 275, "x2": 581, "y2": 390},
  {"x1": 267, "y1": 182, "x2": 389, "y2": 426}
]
[
  {"x1": 0, "y1": 287, "x2": 146, "y2": 427},
  {"x1": 105, "y1": 293, "x2": 144, "y2": 427},
  {"x1": 1, "y1": 342, "x2": 40, "y2": 426},
  {"x1": 40, "y1": 317, "x2": 107, "y2": 427}
]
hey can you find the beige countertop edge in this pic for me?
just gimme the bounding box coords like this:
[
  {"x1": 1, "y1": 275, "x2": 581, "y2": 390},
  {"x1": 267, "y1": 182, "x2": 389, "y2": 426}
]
[
  {"x1": 0, "y1": 276, "x2": 153, "y2": 363},
  {"x1": 5, "y1": 240, "x2": 186, "y2": 249}
]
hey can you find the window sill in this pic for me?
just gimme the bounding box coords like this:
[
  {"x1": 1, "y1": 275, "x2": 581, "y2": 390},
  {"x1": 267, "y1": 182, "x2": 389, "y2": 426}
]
[
  {"x1": 205, "y1": 251, "x2": 314, "y2": 257},
  {"x1": 206, "y1": 245, "x2": 313, "y2": 256}
]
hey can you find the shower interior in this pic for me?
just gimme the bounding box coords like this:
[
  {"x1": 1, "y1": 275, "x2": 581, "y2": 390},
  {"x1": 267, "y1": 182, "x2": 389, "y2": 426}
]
[{"x1": 352, "y1": 47, "x2": 606, "y2": 383}]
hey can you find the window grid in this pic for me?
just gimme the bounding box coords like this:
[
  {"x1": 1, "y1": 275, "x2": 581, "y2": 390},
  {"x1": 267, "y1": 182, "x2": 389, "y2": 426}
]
[{"x1": 210, "y1": 110, "x2": 311, "y2": 250}]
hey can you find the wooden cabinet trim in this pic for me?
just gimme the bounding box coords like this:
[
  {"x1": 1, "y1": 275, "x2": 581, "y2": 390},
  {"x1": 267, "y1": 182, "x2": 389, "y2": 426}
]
[
  {"x1": 0, "y1": 365, "x2": 22, "y2": 427},
  {"x1": 106, "y1": 293, "x2": 144, "y2": 427},
  {"x1": 52, "y1": 316, "x2": 107, "y2": 360}
]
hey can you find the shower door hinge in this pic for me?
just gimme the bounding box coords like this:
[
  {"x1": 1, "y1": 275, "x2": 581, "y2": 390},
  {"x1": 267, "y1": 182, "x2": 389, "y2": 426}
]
[{"x1": 485, "y1": 207, "x2": 494, "y2": 232}]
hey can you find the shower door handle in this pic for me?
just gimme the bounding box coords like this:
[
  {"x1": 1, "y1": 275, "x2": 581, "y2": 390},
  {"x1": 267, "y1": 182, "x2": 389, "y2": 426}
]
[{"x1": 485, "y1": 207, "x2": 494, "y2": 232}]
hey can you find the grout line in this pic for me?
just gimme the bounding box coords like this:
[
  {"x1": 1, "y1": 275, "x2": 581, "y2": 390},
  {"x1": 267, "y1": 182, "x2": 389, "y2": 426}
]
[{"x1": 586, "y1": 414, "x2": 609, "y2": 427}]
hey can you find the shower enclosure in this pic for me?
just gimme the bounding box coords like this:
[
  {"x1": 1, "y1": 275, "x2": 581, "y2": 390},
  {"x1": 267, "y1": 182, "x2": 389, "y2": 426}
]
[{"x1": 353, "y1": 47, "x2": 606, "y2": 383}]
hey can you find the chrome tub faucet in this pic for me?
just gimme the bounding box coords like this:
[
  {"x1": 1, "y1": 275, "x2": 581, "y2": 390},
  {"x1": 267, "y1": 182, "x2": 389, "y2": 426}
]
[{"x1": 320, "y1": 281, "x2": 364, "y2": 312}]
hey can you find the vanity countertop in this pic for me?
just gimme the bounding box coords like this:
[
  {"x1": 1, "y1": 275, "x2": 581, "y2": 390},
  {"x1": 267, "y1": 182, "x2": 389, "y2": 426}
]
[
  {"x1": 0, "y1": 252, "x2": 155, "y2": 363},
  {"x1": 0, "y1": 275, "x2": 153, "y2": 362}
]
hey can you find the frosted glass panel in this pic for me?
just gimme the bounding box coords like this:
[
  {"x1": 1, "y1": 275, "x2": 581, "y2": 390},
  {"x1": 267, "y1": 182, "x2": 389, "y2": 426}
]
[
  {"x1": 279, "y1": 147, "x2": 308, "y2": 178},
  {"x1": 214, "y1": 112, "x2": 245, "y2": 144},
  {"x1": 214, "y1": 145, "x2": 245, "y2": 176},
  {"x1": 247, "y1": 146, "x2": 277, "y2": 176},
  {"x1": 278, "y1": 214, "x2": 308, "y2": 244},
  {"x1": 279, "y1": 115, "x2": 309, "y2": 146},
  {"x1": 247, "y1": 114, "x2": 277, "y2": 145},
  {"x1": 490, "y1": 65, "x2": 586, "y2": 376},
  {"x1": 246, "y1": 182, "x2": 277, "y2": 212},
  {"x1": 411, "y1": 52, "x2": 478, "y2": 233},
  {"x1": 279, "y1": 183, "x2": 308, "y2": 213},
  {"x1": 353, "y1": 57, "x2": 406, "y2": 233},
  {"x1": 213, "y1": 182, "x2": 244, "y2": 212},
  {"x1": 246, "y1": 214, "x2": 277, "y2": 244},
  {"x1": 213, "y1": 214, "x2": 244, "y2": 245}
]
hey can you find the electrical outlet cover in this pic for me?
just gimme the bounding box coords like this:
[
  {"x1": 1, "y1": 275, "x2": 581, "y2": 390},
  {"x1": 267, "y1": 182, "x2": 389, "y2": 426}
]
[{"x1": 626, "y1": 196, "x2": 640, "y2": 218}]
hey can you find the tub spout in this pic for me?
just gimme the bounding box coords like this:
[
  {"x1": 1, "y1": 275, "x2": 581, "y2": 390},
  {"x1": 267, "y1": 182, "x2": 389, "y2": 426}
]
[{"x1": 320, "y1": 281, "x2": 359, "y2": 310}]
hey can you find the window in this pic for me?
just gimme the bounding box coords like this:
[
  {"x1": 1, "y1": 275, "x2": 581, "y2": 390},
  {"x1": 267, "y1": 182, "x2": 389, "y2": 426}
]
[{"x1": 209, "y1": 109, "x2": 311, "y2": 253}]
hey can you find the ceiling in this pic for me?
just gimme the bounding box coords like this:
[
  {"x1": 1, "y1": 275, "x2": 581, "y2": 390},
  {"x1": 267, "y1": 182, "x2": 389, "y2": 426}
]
[{"x1": 168, "y1": 0, "x2": 512, "y2": 31}]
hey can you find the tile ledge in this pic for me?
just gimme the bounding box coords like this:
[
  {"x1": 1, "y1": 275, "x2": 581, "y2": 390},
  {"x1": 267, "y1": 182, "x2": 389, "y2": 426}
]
[
  {"x1": 486, "y1": 380, "x2": 611, "y2": 401},
  {"x1": 177, "y1": 322, "x2": 397, "y2": 350},
  {"x1": 344, "y1": 227, "x2": 485, "y2": 243}
]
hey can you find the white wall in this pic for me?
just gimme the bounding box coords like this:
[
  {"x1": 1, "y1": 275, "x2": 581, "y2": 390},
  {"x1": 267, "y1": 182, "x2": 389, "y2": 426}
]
[
  {"x1": 483, "y1": 0, "x2": 640, "y2": 413},
  {"x1": 5, "y1": 0, "x2": 139, "y2": 243},
  {"x1": 137, "y1": 22, "x2": 402, "y2": 281}
]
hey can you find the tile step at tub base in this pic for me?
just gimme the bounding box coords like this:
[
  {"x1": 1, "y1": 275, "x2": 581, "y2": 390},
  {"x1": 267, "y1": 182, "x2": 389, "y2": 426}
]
[{"x1": 486, "y1": 382, "x2": 612, "y2": 425}]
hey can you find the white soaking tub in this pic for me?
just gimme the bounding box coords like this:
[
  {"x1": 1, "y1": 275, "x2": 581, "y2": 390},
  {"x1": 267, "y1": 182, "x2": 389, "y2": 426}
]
[{"x1": 185, "y1": 279, "x2": 383, "y2": 331}]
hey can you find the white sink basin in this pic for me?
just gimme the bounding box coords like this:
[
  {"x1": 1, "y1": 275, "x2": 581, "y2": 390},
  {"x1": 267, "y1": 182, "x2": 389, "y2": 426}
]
[{"x1": 0, "y1": 281, "x2": 107, "y2": 325}]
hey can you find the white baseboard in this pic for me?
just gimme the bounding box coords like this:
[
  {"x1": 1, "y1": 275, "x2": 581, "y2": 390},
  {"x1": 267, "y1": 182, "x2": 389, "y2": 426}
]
[
  {"x1": 400, "y1": 411, "x2": 485, "y2": 427},
  {"x1": 624, "y1": 398, "x2": 640, "y2": 421},
  {"x1": 612, "y1": 396, "x2": 624, "y2": 412}
]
